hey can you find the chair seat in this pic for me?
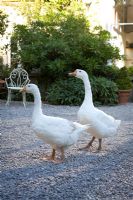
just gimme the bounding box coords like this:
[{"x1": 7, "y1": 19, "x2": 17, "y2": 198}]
[{"x1": 7, "y1": 87, "x2": 23, "y2": 90}]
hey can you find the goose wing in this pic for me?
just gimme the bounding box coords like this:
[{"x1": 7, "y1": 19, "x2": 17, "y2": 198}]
[
  {"x1": 94, "y1": 108, "x2": 116, "y2": 126},
  {"x1": 33, "y1": 115, "x2": 75, "y2": 135}
]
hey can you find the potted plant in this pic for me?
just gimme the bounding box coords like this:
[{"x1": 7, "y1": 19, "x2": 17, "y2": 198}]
[{"x1": 115, "y1": 67, "x2": 133, "y2": 104}]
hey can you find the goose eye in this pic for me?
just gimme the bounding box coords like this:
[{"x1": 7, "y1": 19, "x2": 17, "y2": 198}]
[{"x1": 79, "y1": 70, "x2": 81, "y2": 72}]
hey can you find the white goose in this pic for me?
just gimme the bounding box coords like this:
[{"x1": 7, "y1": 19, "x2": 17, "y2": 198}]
[
  {"x1": 21, "y1": 84, "x2": 89, "y2": 162},
  {"x1": 69, "y1": 69, "x2": 121, "y2": 151}
]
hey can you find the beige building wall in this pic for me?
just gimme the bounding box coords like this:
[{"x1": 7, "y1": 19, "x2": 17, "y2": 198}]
[
  {"x1": 114, "y1": 0, "x2": 133, "y2": 67},
  {"x1": 83, "y1": 0, "x2": 125, "y2": 68}
]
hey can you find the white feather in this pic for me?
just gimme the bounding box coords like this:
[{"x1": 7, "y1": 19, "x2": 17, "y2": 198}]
[
  {"x1": 25, "y1": 84, "x2": 89, "y2": 149},
  {"x1": 74, "y1": 69, "x2": 121, "y2": 139}
]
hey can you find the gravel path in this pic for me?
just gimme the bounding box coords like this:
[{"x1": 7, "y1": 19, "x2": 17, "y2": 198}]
[{"x1": 0, "y1": 100, "x2": 133, "y2": 200}]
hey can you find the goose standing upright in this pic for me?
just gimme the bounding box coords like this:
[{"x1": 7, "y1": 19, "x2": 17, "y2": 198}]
[
  {"x1": 21, "y1": 84, "x2": 89, "y2": 162},
  {"x1": 69, "y1": 69, "x2": 121, "y2": 151}
]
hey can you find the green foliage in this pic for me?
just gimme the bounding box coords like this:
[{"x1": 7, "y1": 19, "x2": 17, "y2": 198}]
[
  {"x1": 0, "y1": 10, "x2": 8, "y2": 36},
  {"x1": 115, "y1": 67, "x2": 132, "y2": 90},
  {"x1": 0, "y1": 66, "x2": 11, "y2": 79},
  {"x1": 10, "y1": 0, "x2": 122, "y2": 105},
  {"x1": 47, "y1": 77, "x2": 118, "y2": 105},
  {"x1": 46, "y1": 78, "x2": 84, "y2": 105},
  {"x1": 20, "y1": 0, "x2": 80, "y2": 23},
  {"x1": 11, "y1": 0, "x2": 122, "y2": 76},
  {"x1": 91, "y1": 77, "x2": 118, "y2": 105},
  {"x1": 127, "y1": 66, "x2": 133, "y2": 84},
  {"x1": 127, "y1": 66, "x2": 133, "y2": 77},
  {"x1": 0, "y1": 57, "x2": 12, "y2": 78},
  {"x1": 47, "y1": 0, "x2": 71, "y2": 11},
  {"x1": 88, "y1": 65, "x2": 120, "y2": 81}
]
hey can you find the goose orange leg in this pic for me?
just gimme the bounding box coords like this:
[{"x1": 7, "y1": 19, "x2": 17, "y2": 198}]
[
  {"x1": 53, "y1": 147, "x2": 65, "y2": 163},
  {"x1": 97, "y1": 138, "x2": 102, "y2": 151}
]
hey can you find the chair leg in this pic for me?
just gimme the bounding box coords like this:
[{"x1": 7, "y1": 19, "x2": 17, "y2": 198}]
[
  {"x1": 22, "y1": 92, "x2": 26, "y2": 107},
  {"x1": 6, "y1": 89, "x2": 11, "y2": 106}
]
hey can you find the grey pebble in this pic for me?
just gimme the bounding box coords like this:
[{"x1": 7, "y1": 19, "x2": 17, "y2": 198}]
[{"x1": 0, "y1": 100, "x2": 133, "y2": 200}]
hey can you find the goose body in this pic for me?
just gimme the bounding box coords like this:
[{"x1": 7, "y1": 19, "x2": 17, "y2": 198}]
[
  {"x1": 32, "y1": 114, "x2": 87, "y2": 148},
  {"x1": 21, "y1": 84, "x2": 89, "y2": 162},
  {"x1": 69, "y1": 69, "x2": 121, "y2": 151},
  {"x1": 78, "y1": 104, "x2": 120, "y2": 138}
]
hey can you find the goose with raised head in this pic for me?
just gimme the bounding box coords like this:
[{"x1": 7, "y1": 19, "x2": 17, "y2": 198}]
[
  {"x1": 21, "y1": 84, "x2": 89, "y2": 162},
  {"x1": 69, "y1": 69, "x2": 121, "y2": 151}
]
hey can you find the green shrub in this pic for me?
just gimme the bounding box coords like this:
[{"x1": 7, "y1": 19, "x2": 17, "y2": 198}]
[
  {"x1": 127, "y1": 66, "x2": 133, "y2": 76},
  {"x1": 46, "y1": 77, "x2": 118, "y2": 105},
  {"x1": 10, "y1": 0, "x2": 122, "y2": 105},
  {"x1": 46, "y1": 78, "x2": 84, "y2": 105},
  {"x1": 91, "y1": 65, "x2": 120, "y2": 81},
  {"x1": 0, "y1": 64, "x2": 12, "y2": 79},
  {"x1": 127, "y1": 66, "x2": 133, "y2": 83},
  {"x1": 91, "y1": 77, "x2": 118, "y2": 105},
  {"x1": 11, "y1": 1, "x2": 122, "y2": 83},
  {"x1": 0, "y1": 10, "x2": 8, "y2": 36},
  {"x1": 115, "y1": 67, "x2": 132, "y2": 90}
]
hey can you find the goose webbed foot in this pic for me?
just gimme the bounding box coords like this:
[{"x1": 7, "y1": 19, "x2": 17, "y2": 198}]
[
  {"x1": 41, "y1": 148, "x2": 56, "y2": 161},
  {"x1": 78, "y1": 144, "x2": 93, "y2": 151},
  {"x1": 41, "y1": 156, "x2": 53, "y2": 161},
  {"x1": 97, "y1": 147, "x2": 102, "y2": 151},
  {"x1": 41, "y1": 147, "x2": 65, "y2": 163},
  {"x1": 78, "y1": 136, "x2": 95, "y2": 151}
]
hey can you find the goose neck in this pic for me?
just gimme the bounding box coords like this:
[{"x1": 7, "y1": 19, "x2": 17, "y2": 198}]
[
  {"x1": 83, "y1": 76, "x2": 93, "y2": 106},
  {"x1": 33, "y1": 90, "x2": 43, "y2": 118}
]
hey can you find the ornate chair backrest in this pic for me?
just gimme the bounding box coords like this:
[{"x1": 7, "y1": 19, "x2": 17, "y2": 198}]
[{"x1": 5, "y1": 64, "x2": 30, "y2": 88}]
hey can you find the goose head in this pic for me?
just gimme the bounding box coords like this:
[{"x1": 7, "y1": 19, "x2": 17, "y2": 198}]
[
  {"x1": 20, "y1": 84, "x2": 39, "y2": 94},
  {"x1": 69, "y1": 69, "x2": 88, "y2": 80}
]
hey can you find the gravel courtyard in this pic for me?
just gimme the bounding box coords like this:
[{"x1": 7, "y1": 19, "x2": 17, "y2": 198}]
[{"x1": 0, "y1": 100, "x2": 133, "y2": 200}]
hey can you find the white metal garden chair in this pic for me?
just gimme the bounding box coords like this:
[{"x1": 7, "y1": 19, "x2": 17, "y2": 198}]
[{"x1": 5, "y1": 64, "x2": 30, "y2": 107}]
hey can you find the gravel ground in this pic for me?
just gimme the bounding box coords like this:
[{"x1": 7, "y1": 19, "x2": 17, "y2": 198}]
[{"x1": 0, "y1": 100, "x2": 133, "y2": 200}]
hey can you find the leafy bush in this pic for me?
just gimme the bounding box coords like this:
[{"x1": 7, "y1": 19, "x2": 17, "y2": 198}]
[
  {"x1": 0, "y1": 10, "x2": 8, "y2": 36},
  {"x1": 0, "y1": 57, "x2": 12, "y2": 79},
  {"x1": 46, "y1": 77, "x2": 118, "y2": 105},
  {"x1": 115, "y1": 67, "x2": 132, "y2": 90},
  {"x1": 127, "y1": 66, "x2": 133, "y2": 76},
  {"x1": 91, "y1": 65, "x2": 120, "y2": 81},
  {"x1": 91, "y1": 77, "x2": 118, "y2": 105},
  {"x1": 46, "y1": 78, "x2": 84, "y2": 105},
  {"x1": 10, "y1": 0, "x2": 122, "y2": 105},
  {"x1": 127, "y1": 66, "x2": 133, "y2": 82},
  {"x1": 11, "y1": 1, "x2": 122, "y2": 82}
]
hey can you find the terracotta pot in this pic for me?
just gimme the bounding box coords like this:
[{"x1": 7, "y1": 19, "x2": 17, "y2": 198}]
[{"x1": 118, "y1": 90, "x2": 131, "y2": 104}]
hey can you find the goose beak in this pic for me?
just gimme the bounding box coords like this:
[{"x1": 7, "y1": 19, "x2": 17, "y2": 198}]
[
  {"x1": 20, "y1": 86, "x2": 26, "y2": 93},
  {"x1": 68, "y1": 70, "x2": 77, "y2": 77}
]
